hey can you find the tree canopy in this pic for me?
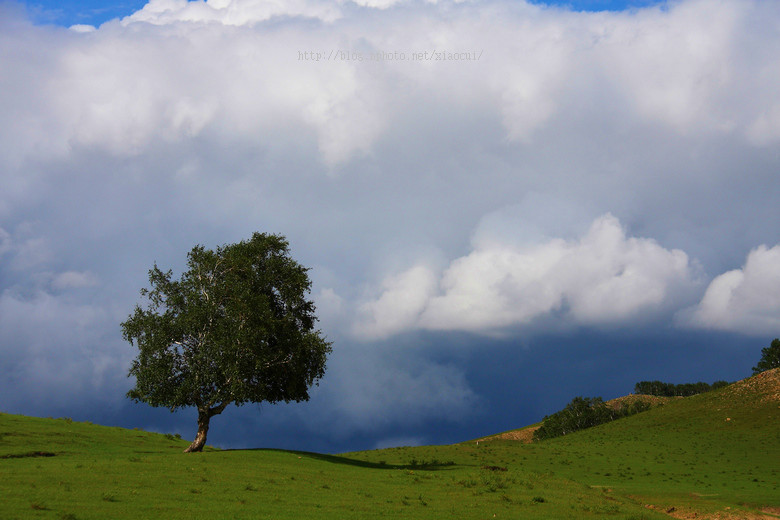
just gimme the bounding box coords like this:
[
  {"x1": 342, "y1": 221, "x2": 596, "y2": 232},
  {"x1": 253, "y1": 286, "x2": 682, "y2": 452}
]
[
  {"x1": 633, "y1": 380, "x2": 730, "y2": 397},
  {"x1": 752, "y1": 338, "x2": 780, "y2": 375},
  {"x1": 533, "y1": 396, "x2": 652, "y2": 441},
  {"x1": 121, "y1": 233, "x2": 332, "y2": 452}
]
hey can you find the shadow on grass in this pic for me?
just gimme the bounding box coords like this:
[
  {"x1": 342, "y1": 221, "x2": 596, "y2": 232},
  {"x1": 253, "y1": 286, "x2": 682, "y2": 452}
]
[
  {"x1": 0, "y1": 451, "x2": 56, "y2": 459},
  {"x1": 227, "y1": 448, "x2": 458, "y2": 471}
]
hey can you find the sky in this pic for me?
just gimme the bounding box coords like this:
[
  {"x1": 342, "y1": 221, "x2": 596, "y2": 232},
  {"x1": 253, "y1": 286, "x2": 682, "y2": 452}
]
[
  {"x1": 23, "y1": 0, "x2": 666, "y2": 27},
  {"x1": 0, "y1": 0, "x2": 778, "y2": 453}
]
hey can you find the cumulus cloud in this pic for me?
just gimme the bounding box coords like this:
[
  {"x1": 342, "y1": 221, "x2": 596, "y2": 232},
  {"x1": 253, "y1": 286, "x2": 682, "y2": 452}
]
[
  {"x1": 122, "y1": 0, "x2": 344, "y2": 25},
  {"x1": 2, "y1": 0, "x2": 779, "y2": 171},
  {"x1": 353, "y1": 265, "x2": 438, "y2": 339},
  {"x1": 356, "y1": 214, "x2": 700, "y2": 338},
  {"x1": 686, "y1": 245, "x2": 780, "y2": 335}
]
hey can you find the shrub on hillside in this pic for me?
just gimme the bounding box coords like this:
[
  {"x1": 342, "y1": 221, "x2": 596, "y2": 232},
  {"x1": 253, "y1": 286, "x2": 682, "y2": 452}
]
[{"x1": 533, "y1": 396, "x2": 652, "y2": 441}]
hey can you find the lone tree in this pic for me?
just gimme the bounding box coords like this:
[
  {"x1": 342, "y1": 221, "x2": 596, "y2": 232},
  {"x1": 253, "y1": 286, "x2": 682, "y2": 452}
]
[
  {"x1": 752, "y1": 338, "x2": 780, "y2": 375},
  {"x1": 121, "y1": 233, "x2": 332, "y2": 452}
]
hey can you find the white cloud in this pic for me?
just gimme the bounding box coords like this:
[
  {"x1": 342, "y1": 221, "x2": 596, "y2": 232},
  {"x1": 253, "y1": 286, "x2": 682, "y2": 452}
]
[
  {"x1": 51, "y1": 271, "x2": 99, "y2": 290},
  {"x1": 357, "y1": 214, "x2": 700, "y2": 338},
  {"x1": 596, "y1": 0, "x2": 740, "y2": 132},
  {"x1": 353, "y1": 264, "x2": 437, "y2": 339},
  {"x1": 2, "y1": 0, "x2": 779, "y2": 172},
  {"x1": 687, "y1": 245, "x2": 780, "y2": 335},
  {"x1": 122, "y1": 0, "x2": 344, "y2": 25},
  {"x1": 69, "y1": 24, "x2": 96, "y2": 33}
]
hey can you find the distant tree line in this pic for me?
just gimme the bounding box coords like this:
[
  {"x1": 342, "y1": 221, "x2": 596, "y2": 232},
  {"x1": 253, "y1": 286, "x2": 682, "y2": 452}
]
[
  {"x1": 533, "y1": 396, "x2": 652, "y2": 441},
  {"x1": 533, "y1": 339, "x2": 776, "y2": 443},
  {"x1": 633, "y1": 380, "x2": 730, "y2": 397}
]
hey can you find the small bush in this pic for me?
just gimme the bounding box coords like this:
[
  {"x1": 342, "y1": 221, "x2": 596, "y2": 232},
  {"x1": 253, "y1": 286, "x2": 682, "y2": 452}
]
[
  {"x1": 457, "y1": 477, "x2": 477, "y2": 488},
  {"x1": 481, "y1": 472, "x2": 514, "y2": 492}
]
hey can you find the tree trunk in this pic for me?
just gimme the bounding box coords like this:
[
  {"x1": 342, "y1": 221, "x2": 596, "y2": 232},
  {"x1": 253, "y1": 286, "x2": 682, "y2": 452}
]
[
  {"x1": 184, "y1": 402, "x2": 229, "y2": 453},
  {"x1": 184, "y1": 409, "x2": 212, "y2": 453}
]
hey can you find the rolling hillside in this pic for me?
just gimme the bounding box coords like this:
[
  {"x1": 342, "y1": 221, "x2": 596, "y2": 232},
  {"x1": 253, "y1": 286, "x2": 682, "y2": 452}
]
[
  {"x1": 470, "y1": 369, "x2": 780, "y2": 518},
  {"x1": 1, "y1": 369, "x2": 778, "y2": 519}
]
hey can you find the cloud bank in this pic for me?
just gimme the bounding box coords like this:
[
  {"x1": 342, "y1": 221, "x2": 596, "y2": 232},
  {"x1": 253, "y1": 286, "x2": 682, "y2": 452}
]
[
  {"x1": 688, "y1": 245, "x2": 780, "y2": 335},
  {"x1": 355, "y1": 214, "x2": 701, "y2": 338},
  {"x1": 2, "y1": 0, "x2": 779, "y2": 169}
]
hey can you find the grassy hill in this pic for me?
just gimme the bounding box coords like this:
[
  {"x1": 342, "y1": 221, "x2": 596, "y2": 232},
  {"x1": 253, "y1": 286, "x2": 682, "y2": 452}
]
[{"x1": 1, "y1": 369, "x2": 778, "y2": 519}]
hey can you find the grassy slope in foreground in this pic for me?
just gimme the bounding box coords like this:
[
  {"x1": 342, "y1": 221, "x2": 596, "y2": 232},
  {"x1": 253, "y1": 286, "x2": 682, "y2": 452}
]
[
  {"x1": 0, "y1": 415, "x2": 666, "y2": 520},
  {"x1": 0, "y1": 369, "x2": 778, "y2": 519}
]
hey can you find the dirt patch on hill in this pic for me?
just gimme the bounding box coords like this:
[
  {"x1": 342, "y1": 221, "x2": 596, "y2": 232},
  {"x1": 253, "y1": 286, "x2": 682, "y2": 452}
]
[
  {"x1": 642, "y1": 502, "x2": 780, "y2": 520},
  {"x1": 477, "y1": 425, "x2": 540, "y2": 443},
  {"x1": 721, "y1": 368, "x2": 780, "y2": 404},
  {"x1": 606, "y1": 394, "x2": 678, "y2": 409}
]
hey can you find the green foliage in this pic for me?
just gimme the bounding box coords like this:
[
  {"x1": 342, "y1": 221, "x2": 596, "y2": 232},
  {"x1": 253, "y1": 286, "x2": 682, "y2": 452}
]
[
  {"x1": 711, "y1": 380, "x2": 730, "y2": 390},
  {"x1": 533, "y1": 396, "x2": 653, "y2": 441},
  {"x1": 121, "y1": 232, "x2": 332, "y2": 450},
  {"x1": 753, "y1": 338, "x2": 780, "y2": 375},
  {"x1": 620, "y1": 399, "x2": 652, "y2": 416},
  {"x1": 533, "y1": 397, "x2": 612, "y2": 440},
  {"x1": 633, "y1": 380, "x2": 730, "y2": 397}
]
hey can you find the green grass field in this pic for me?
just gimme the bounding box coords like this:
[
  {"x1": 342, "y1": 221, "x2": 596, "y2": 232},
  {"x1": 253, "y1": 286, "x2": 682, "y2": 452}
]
[{"x1": 1, "y1": 369, "x2": 778, "y2": 520}]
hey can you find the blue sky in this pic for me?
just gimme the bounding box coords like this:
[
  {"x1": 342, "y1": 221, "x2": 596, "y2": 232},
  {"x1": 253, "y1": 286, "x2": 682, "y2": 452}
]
[
  {"x1": 26, "y1": 0, "x2": 666, "y2": 27},
  {"x1": 23, "y1": 1, "x2": 148, "y2": 26},
  {"x1": 1, "y1": 0, "x2": 778, "y2": 453}
]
